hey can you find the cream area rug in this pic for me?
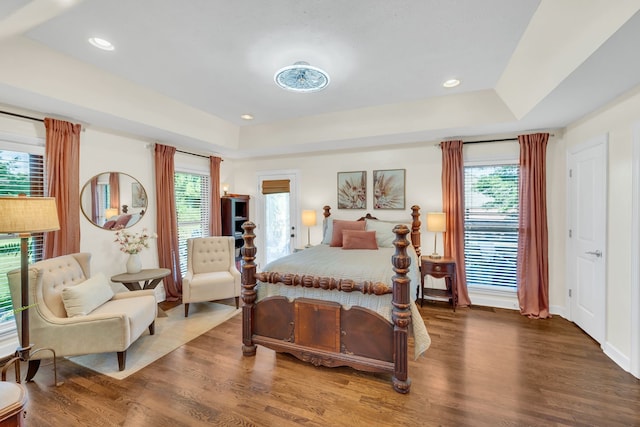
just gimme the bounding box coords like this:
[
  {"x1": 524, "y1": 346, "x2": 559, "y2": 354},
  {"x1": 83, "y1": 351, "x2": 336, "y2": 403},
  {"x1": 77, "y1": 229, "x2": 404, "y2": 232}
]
[{"x1": 67, "y1": 303, "x2": 241, "y2": 380}]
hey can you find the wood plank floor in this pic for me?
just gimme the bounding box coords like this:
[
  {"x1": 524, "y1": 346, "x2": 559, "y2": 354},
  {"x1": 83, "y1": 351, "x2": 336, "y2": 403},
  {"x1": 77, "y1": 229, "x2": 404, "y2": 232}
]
[{"x1": 16, "y1": 301, "x2": 640, "y2": 426}]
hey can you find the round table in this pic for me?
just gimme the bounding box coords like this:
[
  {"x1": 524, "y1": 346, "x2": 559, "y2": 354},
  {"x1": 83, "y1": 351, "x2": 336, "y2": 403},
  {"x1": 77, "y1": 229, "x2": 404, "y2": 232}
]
[{"x1": 110, "y1": 268, "x2": 171, "y2": 291}]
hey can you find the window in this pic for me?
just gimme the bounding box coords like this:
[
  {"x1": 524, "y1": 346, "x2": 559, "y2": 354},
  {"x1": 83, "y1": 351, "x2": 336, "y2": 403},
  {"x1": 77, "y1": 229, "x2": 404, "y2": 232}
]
[
  {"x1": 0, "y1": 147, "x2": 45, "y2": 354},
  {"x1": 174, "y1": 172, "x2": 210, "y2": 275},
  {"x1": 464, "y1": 164, "x2": 519, "y2": 289}
]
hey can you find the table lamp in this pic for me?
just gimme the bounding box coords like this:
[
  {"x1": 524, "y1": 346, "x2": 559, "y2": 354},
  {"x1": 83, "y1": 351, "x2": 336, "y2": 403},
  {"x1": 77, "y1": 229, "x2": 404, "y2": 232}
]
[
  {"x1": 426, "y1": 212, "x2": 446, "y2": 259},
  {"x1": 0, "y1": 195, "x2": 60, "y2": 362},
  {"x1": 301, "y1": 210, "x2": 317, "y2": 248},
  {"x1": 105, "y1": 207, "x2": 118, "y2": 219}
]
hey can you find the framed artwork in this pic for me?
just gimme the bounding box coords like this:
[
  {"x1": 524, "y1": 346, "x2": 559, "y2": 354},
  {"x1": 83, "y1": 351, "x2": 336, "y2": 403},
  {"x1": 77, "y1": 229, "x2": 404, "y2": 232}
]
[
  {"x1": 373, "y1": 169, "x2": 405, "y2": 209},
  {"x1": 132, "y1": 182, "x2": 147, "y2": 208},
  {"x1": 337, "y1": 171, "x2": 366, "y2": 209}
]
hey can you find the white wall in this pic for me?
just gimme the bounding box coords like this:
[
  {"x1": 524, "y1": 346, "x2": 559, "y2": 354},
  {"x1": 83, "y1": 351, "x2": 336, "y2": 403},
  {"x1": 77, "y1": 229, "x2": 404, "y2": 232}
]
[
  {"x1": 232, "y1": 136, "x2": 567, "y2": 312},
  {"x1": 0, "y1": 114, "x2": 236, "y2": 302},
  {"x1": 563, "y1": 85, "x2": 640, "y2": 373}
]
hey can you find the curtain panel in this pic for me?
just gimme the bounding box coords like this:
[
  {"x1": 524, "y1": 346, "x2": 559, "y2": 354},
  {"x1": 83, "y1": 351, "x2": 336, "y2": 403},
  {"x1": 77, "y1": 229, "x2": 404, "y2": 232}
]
[
  {"x1": 44, "y1": 117, "x2": 81, "y2": 258},
  {"x1": 440, "y1": 140, "x2": 471, "y2": 307},
  {"x1": 154, "y1": 144, "x2": 182, "y2": 300},
  {"x1": 516, "y1": 133, "x2": 550, "y2": 318},
  {"x1": 209, "y1": 156, "x2": 222, "y2": 236}
]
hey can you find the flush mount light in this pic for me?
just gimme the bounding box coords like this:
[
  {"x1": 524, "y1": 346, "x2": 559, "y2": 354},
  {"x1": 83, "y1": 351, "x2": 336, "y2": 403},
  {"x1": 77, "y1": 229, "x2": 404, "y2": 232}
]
[
  {"x1": 443, "y1": 78, "x2": 460, "y2": 88},
  {"x1": 240, "y1": 114, "x2": 254, "y2": 120},
  {"x1": 274, "y1": 61, "x2": 330, "y2": 93},
  {"x1": 88, "y1": 37, "x2": 114, "y2": 51}
]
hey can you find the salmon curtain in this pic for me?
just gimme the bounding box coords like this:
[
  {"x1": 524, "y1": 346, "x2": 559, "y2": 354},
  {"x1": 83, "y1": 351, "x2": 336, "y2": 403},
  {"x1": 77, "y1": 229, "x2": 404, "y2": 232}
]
[
  {"x1": 440, "y1": 140, "x2": 471, "y2": 307},
  {"x1": 517, "y1": 133, "x2": 550, "y2": 318},
  {"x1": 154, "y1": 144, "x2": 182, "y2": 301},
  {"x1": 90, "y1": 176, "x2": 99, "y2": 223},
  {"x1": 44, "y1": 118, "x2": 81, "y2": 258},
  {"x1": 109, "y1": 172, "x2": 120, "y2": 212},
  {"x1": 209, "y1": 156, "x2": 222, "y2": 236}
]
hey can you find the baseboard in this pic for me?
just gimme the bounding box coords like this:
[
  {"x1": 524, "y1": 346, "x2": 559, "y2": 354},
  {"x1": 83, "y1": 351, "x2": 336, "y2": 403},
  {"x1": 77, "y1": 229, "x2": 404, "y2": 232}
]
[
  {"x1": 549, "y1": 304, "x2": 567, "y2": 319},
  {"x1": 468, "y1": 287, "x2": 519, "y2": 311},
  {"x1": 603, "y1": 341, "x2": 632, "y2": 374}
]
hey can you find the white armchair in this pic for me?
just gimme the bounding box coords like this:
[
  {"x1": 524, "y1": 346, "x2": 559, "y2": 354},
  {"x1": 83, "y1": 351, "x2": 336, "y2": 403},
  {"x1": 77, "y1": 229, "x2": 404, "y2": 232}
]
[
  {"x1": 182, "y1": 236, "x2": 241, "y2": 317},
  {"x1": 7, "y1": 253, "x2": 157, "y2": 381}
]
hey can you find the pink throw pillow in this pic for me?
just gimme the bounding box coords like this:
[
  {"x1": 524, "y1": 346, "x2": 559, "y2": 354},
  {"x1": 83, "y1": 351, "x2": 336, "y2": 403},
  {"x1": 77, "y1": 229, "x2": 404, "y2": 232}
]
[
  {"x1": 103, "y1": 220, "x2": 116, "y2": 229},
  {"x1": 330, "y1": 220, "x2": 366, "y2": 247},
  {"x1": 342, "y1": 230, "x2": 378, "y2": 250}
]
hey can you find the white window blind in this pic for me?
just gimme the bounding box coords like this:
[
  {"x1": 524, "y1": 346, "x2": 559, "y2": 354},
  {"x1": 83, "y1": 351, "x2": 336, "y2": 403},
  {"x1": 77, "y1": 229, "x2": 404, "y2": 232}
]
[
  {"x1": 0, "y1": 148, "x2": 45, "y2": 355},
  {"x1": 174, "y1": 172, "x2": 210, "y2": 275},
  {"x1": 464, "y1": 164, "x2": 519, "y2": 289}
]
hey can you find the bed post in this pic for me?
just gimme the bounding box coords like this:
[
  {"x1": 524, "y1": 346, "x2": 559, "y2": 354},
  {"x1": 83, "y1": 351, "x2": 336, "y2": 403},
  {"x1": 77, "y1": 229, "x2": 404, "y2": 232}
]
[
  {"x1": 410, "y1": 205, "x2": 421, "y2": 258},
  {"x1": 241, "y1": 221, "x2": 257, "y2": 356},
  {"x1": 391, "y1": 224, "x2": 411, "y2": 394}
]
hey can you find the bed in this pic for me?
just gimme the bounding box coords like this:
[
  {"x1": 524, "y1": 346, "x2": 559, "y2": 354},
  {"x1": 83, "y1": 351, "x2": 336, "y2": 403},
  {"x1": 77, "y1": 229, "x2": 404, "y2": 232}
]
[{"x1": 240, "y1": 205, "x2": 430, "y2": 393}]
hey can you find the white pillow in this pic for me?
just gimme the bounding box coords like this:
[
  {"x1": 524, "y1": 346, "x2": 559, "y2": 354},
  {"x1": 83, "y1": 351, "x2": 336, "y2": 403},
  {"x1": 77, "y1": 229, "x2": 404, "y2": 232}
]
[
  {"x1": 321, "y1": 218, "x2": 333, "y2": 245},
  {"x1": 365, "y1": 219, "x2": 411, "y2": 248},
  {"x1": 61, "y1": 272, "x2": 114, "y2": 317}
]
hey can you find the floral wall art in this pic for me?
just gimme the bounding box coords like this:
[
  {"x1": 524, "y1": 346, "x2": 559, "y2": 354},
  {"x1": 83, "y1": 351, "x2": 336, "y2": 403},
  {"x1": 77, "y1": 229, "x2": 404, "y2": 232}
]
[
  {"x1": 337, "y1": 171, "x2": 366, "y2": 209},
  {"x1": 373, "y1": 169, "x2": 405, "y2": 209}
]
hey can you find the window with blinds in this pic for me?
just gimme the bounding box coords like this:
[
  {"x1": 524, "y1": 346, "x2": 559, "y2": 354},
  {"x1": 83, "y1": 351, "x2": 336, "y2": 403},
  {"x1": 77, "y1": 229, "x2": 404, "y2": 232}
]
[
  {"x1": 464, "y1": 164, "x2": 519, "y2": 289},
  {"x1": 0, "y1": 148, "x2": 45, "y2": 354},
  {"x1": 175, "y1": 172, "x2": 210, "y2": 275}
]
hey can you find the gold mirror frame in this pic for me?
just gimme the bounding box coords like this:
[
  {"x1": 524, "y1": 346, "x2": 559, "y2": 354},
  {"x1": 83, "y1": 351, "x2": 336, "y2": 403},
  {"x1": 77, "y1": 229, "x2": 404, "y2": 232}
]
[{"x1": 80, "y1": 172, "x2": 147, "y2": 230}]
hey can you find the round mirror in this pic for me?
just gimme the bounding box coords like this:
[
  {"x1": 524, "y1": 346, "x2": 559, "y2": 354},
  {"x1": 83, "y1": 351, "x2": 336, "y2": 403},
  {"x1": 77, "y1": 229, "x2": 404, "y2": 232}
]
[{"x1": 80, "y1": 172, "x2": 148, "y2": 230}]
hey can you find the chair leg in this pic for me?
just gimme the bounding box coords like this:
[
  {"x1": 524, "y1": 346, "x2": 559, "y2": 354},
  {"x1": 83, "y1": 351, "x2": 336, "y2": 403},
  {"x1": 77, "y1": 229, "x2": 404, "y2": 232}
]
[
  {"x1": 25, "y1": 360, "x2": 40, "y2": 382},
  {"x1": 184, "y1": 303, "x2": 190, "y2": 317},
  {"x1": 117, "y1": 351, "x2": 126, "y2": 371},
  {"x1": 235, "y1": 296, "x2": 239, "y2": 309},
  {"x1": 148, "y1": 320, "x2": 155, "y2": 335}
]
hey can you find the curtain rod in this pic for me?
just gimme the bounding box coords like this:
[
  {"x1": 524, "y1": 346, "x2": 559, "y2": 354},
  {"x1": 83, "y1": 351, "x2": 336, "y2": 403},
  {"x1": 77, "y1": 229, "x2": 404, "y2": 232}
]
[
  {"x1": 176, "y1": 149, "x2": 223, "y2": 161},
  {"x1": 0, "y1": 110, "x2": 44, "y2": 123},
  {"x1": 463, "y1": 137, "x2": 517, "y2": 144}
]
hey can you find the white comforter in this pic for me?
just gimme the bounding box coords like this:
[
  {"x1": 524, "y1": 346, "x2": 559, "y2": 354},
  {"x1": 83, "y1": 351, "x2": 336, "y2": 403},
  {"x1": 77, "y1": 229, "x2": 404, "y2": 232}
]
[{"x1": 257, "y1": 244, "x2": 431, "y2": 359}]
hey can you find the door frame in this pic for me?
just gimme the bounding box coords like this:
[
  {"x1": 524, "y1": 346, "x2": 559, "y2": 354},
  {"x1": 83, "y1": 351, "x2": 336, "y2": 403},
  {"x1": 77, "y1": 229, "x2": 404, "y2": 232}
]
[
  {"x1": 566, "y1": 133, "x2": 608, "y2": 344},
  {"x1": 254, "y1": 169, "x2": 300, "y2": 269},
  {"x1": 631, "y1": 122, "x2": 640, "y2": 378}
]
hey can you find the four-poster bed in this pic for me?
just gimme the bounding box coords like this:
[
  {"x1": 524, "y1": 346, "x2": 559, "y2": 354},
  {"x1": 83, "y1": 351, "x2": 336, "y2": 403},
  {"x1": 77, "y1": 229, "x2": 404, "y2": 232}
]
[{"x1": 240, "y1": 205, "x2": 430, "y2": 393}]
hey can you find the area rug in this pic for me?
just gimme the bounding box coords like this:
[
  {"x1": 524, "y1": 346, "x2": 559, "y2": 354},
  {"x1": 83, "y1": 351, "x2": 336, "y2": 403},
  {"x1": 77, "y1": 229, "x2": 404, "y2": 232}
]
[{"x1": 67, "y1": 303, "x2": 241, "y2": 380}]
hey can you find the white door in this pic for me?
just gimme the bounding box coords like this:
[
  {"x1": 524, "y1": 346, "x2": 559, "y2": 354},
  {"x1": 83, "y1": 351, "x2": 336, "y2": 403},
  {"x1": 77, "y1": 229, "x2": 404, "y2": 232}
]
[
  {"x1": 256, "y1": 171, "x2": 299, "y2": 268},
  {"x1": 568, "y1": 134, "x2": 607, "y2": 344}
]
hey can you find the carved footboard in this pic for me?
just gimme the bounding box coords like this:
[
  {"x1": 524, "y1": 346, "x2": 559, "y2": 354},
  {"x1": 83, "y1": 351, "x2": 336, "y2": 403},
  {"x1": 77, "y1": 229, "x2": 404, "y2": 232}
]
[{"x1": 241, "y1": 221, "x2": 413, "y2": 394}]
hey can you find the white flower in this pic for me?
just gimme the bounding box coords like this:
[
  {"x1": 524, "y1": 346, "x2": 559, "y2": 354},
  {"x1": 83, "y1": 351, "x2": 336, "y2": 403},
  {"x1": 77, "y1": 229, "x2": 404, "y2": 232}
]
[{"x1": 114, "y1": 228, "x2": 157, "y2": 254}]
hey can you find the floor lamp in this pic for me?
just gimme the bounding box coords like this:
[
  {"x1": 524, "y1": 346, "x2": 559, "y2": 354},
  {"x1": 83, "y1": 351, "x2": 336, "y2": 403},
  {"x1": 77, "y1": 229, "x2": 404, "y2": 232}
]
[
  {"x1": 426, "y1": 212, "x2": 446, "y2": 259},
  {"x1": 0, "y1": 195, "x2": 60, "y2": 383},
  {"x1": 301, "y1": 210, "x2": 317, "y2": 248}
]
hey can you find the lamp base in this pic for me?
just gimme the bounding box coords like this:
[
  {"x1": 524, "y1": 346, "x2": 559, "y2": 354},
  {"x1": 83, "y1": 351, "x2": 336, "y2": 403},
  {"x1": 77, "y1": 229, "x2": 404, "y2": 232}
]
[{"x1": 429, "y1": 252, "x2": 442, "y2": 259}]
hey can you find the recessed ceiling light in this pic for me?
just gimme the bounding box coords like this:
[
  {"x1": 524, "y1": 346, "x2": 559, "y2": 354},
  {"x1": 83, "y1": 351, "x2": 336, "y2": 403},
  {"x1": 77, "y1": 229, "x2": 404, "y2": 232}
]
[
  {"x1": 240, "y1": 114, "x2": 254, "y2": 120},
  {"x1": 274, "y1": 61, "x2": 330, "y2": 93},
  {"x1": 88, "y1": 37, "x2": 114, "y2": 51},
  {"x1": 443, "y1": 79, "x2": 460, "y2": 88}
]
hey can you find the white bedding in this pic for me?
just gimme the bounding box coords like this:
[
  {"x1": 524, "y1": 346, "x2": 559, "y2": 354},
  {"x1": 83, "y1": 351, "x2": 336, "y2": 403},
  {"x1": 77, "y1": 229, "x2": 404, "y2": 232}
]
[{"x1": 257, "y1": 244, "x2": 431, "y2": 359}]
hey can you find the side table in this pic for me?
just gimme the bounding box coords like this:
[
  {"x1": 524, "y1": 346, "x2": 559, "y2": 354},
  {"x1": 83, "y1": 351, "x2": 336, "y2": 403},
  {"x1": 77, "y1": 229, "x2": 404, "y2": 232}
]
[
  {"x1": 418, "y1": 256, "x2": 457, "y2": 311},
  {"x1": 111, "y1": 268, "x2": 171, "y2": 291}
]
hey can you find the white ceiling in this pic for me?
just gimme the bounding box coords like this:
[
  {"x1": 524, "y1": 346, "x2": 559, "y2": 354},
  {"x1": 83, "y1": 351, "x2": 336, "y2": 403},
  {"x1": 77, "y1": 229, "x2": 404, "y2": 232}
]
[{"x1": 1, "y1": 0, "x2": 639, "y2": 158}]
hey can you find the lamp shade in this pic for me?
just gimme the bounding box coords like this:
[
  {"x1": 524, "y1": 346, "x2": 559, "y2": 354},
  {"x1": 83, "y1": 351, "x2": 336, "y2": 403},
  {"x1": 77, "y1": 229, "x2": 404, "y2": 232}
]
[
  {"x1": 302, "y1": 210, "x2": 317, "y2": 227},
  {"x1": 0, "y1": 196, "x2": 60, "y2": 234},
  {"x1": 426, "y1": 212, "x2": 446, "y2": 233},
  {"x1": 105, "y1": 208, "x2": 119, "y2": 219}
]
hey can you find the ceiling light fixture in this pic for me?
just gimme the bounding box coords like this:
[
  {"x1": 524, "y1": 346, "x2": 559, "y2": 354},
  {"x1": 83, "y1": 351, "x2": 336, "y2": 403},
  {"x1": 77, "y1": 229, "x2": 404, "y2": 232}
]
[
  {"x1": 240, "y1": 114, "x2": 254, "y2": 120},
  {"x1": 443, "y1": 78, "x2": 460, "y2": 88},
  {"x1": 274, "y1": 61, "x2": 330, "y2": 93},
  {"x1": 88, "y1": 37, "x2": 114, "y2": 51}
]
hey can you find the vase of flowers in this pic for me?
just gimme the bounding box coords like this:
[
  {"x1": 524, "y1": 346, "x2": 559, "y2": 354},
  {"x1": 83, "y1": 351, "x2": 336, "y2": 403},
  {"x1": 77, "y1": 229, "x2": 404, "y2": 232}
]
[{"x1": 114, "y1": 228, "x2": 157, "y2": 274}]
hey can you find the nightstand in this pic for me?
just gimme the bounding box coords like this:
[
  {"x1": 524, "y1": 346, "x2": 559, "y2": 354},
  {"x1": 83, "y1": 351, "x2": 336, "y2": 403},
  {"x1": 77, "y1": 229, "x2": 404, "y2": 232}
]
[{"x1": 418, "y1": 256, "x2": 457, "y2": 311}]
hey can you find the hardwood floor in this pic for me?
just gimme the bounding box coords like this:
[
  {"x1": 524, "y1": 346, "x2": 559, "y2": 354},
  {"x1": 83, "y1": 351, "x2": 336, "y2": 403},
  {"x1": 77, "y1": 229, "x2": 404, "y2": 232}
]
[{"x1": 16, "y1": 301, "x2": 640, "y2": 426}]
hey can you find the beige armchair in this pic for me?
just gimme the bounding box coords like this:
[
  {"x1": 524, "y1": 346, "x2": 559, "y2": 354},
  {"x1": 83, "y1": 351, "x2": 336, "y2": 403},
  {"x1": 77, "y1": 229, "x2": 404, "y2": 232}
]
[
  {"x1": 7, "y1": 253, "x2": 157, "y2": 381},
  {"x1": 183, "y1": 236, "x2": 241, "y2": 317}
]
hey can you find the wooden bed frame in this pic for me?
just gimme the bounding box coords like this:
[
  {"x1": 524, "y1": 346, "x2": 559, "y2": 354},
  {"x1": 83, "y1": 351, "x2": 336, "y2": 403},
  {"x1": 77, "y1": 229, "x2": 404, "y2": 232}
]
[{"x1": 240, "y1": 205, "x2": 422, "y2": 393}]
